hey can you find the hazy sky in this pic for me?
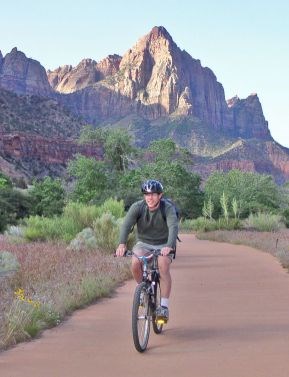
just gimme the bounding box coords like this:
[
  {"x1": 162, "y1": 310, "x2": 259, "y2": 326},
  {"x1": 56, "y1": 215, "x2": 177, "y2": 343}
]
[{"x1": 1, "y1": 0, "x2": 288, "y2": 147}]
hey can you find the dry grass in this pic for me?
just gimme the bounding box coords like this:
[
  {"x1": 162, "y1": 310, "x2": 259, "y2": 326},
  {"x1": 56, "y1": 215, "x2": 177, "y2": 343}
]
[
  {"x1": 0, "y1": 237, "x2": 131, "y2": 350},
  {"x1": 197, "y1": 229, "x2": 289, "y2": 270}
]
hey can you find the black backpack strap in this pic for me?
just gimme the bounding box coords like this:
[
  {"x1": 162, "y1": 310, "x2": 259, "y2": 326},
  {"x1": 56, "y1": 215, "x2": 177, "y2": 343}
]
[{"x1": 159, "y1": 198, "x2": 167, "y2": 222}]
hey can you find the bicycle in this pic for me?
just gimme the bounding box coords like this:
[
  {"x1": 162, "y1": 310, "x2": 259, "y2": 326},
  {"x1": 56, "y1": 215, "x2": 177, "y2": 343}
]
[{"x1": 125, "y1": 248, "x2": 173, "y2": 353}]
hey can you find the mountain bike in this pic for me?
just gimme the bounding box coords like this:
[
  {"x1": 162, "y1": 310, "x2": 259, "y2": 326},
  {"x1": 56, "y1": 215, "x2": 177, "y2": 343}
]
[{"x1": 126, "y1": 248, "x2": 173, "y2": 353}]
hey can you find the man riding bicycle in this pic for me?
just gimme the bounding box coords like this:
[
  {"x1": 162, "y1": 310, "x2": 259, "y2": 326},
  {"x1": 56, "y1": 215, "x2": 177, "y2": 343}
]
[{"x1": 116, "y1": 179, "x2": 179, "y2": 322}]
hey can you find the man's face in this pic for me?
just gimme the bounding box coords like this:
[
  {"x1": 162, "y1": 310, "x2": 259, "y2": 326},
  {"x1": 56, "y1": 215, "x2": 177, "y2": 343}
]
[{"x1": 144, "y1": 192, "x2": 162, "y2": 210}]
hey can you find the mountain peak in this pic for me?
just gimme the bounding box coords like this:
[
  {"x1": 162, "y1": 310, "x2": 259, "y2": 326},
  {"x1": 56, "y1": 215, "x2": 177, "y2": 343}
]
[{"x1": 149, "y1": 26, "x2": 173, "y2": 41}]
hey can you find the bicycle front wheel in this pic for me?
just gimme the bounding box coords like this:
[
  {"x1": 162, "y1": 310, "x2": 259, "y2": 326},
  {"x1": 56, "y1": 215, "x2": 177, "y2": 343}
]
[
  {"x1": 152, "y1": 280, "x2": 163, "y2": 334},
  {"x1": 132, "y1": 282, "x2": 150, "y2": 352}
]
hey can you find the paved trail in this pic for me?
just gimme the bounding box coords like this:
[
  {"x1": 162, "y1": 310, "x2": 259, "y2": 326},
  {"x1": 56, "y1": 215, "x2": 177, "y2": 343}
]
[{"x1": 1, "y1": 234, "x2": 289, "y2": 377}]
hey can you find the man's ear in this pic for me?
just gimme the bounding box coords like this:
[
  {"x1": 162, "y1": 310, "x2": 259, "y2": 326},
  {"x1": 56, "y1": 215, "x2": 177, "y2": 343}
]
[{"x1": 159, "y1": 193, "x2": 163, "y2": 199}]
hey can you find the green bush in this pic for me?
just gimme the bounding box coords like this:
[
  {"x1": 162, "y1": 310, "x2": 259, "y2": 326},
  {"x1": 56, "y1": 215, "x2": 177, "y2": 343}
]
[
  {"x1": 23, "y1": 200, "x2": 126, "y2": 244},
  {"x1": 180, "y1": 217, "x2": 242, "y2": 232},
  {"x1": 243, "y1": 213, "x2": 285, "y2": 232},
  {"x1": 180, "y1": 217, "x2": 217, "y2": 232},
  {"x1": 93, "y1": 213, "x2": 120, "y2": 254},
  {"x1": 281, "y1": 208, "x2": 289, "y2": 228},
  {"x1": 96, "y1": 198, "x2": 125, "y2": 219},
  {"x1": 68, "y1": 227, "x2": 98, "y2": 252},
  {"x1": 63, "y1": 202, "x2": 99, "y2": 230},
  {"x1": 24, "y1": 226, "x2": 46, "y2": 242},
  {"x1": 217, "y1": 218, "x2": 242, "y2": 230},
  {"x1": 29, "y1": 177, "x2": 65, "y2": 217},
  {"x1": 204, "y1": 170, "x2": 281, "y2": 218},
  {"x1": 0, "y1": 188, "x2": 32, "y2": 232},
  {"x1": 4, "y1": 225, "x2": 24, "y2": 239},
  {"x1": 24, "y1": 215, "x2": 79, "y2": 242}
]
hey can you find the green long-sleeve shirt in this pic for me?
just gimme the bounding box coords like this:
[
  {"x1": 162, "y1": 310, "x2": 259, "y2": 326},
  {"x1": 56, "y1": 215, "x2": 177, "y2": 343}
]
[{"x1": 119, "y1": 200, "x2": 179, "y2": 248}]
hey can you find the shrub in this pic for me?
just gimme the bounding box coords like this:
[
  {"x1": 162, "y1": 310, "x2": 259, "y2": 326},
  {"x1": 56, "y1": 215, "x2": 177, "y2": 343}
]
[
  {"x1": 180, "y1": 217, "x2": 217, "y2": 232},
  {"x1": 243, "y1": 213, "x2": 285, "y2": 232},
  {"x1": 29, "y1": 177, "x2": 65, "y2": 217},
  {"x1": 24, "y1": 226, "x2": 46, "y2": 242},
  {"x1": 24, "y1": 215, "x2": 79, "y2": 242},
  {"x1": 93, "y1": 213, "x2": 120, "y2": 254},
  {"x1": 63, "y1": 202, "x2": 99, "y2": 230},
  {"x1": 217, "y1": 218, "x2": 242, "y2": 230},
  {"x1": 4, "y1": 226, "x2": 24, "y2": 239},
  {"x1": 96, "y1": 198, "x2": 125, "y2": 219},
  {"x1": 68, "y1": 228, "x2": 98, "y2": 252},
  {"x1": 180, "y1": 217, "x2": 242, "y2": 232},
  {"x1": 0, "y1": 188, "x2": 32, "y2": 232},
  {"x1": 281, "y1": 208, "x2": 289, "y2": 228}
]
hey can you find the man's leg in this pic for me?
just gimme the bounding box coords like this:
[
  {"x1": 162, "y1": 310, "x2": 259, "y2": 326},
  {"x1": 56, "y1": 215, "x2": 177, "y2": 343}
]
[
  {"x1": 131, "y1": 256, "x2": 143, "y2": 283},
  {"x1": 158, "y1": 256, "x2": 172, "y2": 298}
]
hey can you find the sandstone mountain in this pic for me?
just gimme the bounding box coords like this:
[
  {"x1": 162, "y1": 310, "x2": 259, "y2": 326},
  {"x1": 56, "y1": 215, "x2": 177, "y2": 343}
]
[
  {"x1": 0, "y1": 26, "x2": 288, "y2": 183},
  {"x1": 0, "y1": 48, "x2": 52, "y2": 97}
]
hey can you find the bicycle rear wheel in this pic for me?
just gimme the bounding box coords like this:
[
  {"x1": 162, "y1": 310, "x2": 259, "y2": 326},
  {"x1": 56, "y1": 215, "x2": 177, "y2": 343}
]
[
  {"x1": 132, "y1": 282, "x2": 151, "y2": 352},
  {"x1": 152, "y1": 280, "x2": 163, "y2": 334}
]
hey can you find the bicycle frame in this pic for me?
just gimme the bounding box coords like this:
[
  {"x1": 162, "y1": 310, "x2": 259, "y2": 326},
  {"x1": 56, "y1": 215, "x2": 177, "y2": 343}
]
[
  {"x1": 128, "y1": 248, "x2": 167, "y2": 352},
  {"x1": 128, "y1": 249, "x2": 161, "y2": 305}
]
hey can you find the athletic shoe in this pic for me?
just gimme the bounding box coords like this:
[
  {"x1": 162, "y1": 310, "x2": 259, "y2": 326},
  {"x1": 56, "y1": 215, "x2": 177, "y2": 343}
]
[{"x1": 155, "y1": 305, "x2": 169, "y2": 323}]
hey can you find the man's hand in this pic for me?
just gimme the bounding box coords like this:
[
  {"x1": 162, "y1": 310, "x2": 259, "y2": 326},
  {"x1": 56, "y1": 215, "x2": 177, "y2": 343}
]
[
  {"x1": 115, "y1": 243, "x2": 127, "y2": 257},
  {"x1": 160, "y1": 246, "x2": 173, "y2": 256}
]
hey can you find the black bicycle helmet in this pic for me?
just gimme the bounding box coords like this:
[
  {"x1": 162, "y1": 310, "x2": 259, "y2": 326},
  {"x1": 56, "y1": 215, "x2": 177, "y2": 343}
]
[{"x1": 141, "y1": 179, "x2": 164, "y2": 194}]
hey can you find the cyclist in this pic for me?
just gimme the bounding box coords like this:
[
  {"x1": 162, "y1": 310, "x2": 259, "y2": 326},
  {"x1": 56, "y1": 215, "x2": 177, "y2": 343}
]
[{"x1": 116, "y1": 179, "x2": 179, "y2": 322}]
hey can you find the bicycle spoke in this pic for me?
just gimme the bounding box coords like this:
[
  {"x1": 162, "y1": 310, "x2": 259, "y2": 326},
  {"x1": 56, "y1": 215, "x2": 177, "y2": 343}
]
[{"x1": 132, "y1": 283, "x2": 150, "y2": 352}]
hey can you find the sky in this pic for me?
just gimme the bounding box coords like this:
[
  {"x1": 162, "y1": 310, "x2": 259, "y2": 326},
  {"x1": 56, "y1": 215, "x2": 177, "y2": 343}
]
[{"x1": 1, "y1": 0, "x2": 288, "y2": 147}]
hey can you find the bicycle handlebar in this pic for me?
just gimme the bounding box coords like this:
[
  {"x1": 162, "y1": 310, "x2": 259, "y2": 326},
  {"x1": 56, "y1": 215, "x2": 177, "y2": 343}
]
[
  {"x1": 114, "y1": 248, "x2": 174, "y2": 258},
  {"x1": 124, "y1": 249, "x2": 174, "y2": 258}
]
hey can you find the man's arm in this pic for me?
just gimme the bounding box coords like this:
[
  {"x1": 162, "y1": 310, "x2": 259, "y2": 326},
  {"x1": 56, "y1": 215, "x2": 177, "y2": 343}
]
[
  {"x1": 115, "y1": 202, "x2": 140, "y2": 256},
  {"x1": 164, "y1": 204, "x2": 179, "y2": 249}
]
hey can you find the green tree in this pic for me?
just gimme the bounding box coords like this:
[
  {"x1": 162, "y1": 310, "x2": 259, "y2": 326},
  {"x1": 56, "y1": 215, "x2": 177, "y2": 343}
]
[
  {"x1": 119, "y1": 161, "x2": 203, "y2": 218},
  {"x1": 29, "y1": 177, "x2": 65, "y2": 217},
  {"x1": 78, "y1": 127, "x2": 137, "y2": 172},
  {"x1": 67, "y1": 155, "x2": 108, "y2": 204},
  {"x1": 78, "y1": 125, "x2": 107, "y2": 145},
  {"x1": 0, "y1": 172, "x2": 12, "y2": 189},
  {"x1": 204, "y1": 169, "x2": 281, "y2": 218},
  {"x1": 104, "y1": 129, "x2": 135, "y2": 171},
  {"x1": 148, "y1": 139, "x2": 176, "y2": 162},
  {"x1": 148, "y1": 138, "x2": 193, "y2": 167},
  {"x1": 0, "y1": 188, "x2": 32, "y2": 232}
]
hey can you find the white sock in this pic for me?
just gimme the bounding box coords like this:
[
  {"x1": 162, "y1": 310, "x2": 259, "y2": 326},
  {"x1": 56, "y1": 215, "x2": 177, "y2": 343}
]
[{"x1": 161, "y1": 298, "x2": 169, "y2": 308}]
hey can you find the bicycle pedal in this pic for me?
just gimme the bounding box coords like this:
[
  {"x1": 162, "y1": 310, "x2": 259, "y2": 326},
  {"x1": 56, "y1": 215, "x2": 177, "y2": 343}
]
[{"x1": 156, "y1": 317, "x2": 168, "y2": 325}]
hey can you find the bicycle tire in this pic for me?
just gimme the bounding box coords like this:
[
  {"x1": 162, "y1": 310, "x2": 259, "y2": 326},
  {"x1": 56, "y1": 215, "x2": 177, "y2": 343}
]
[
  {"x1": 132, "y1": 282, "x2": 151, "y2": 352},
  {"x1": 152, "y1": 280, "x2": 163, "y2": 334}
]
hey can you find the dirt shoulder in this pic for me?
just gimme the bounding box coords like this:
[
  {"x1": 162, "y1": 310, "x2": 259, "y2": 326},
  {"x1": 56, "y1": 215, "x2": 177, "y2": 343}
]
[{"x1": 1, "y1": 234, "x2": 289, "y2": 377}]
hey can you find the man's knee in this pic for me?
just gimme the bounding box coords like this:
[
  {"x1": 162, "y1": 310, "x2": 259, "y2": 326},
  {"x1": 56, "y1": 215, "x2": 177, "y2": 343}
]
[
  {"x1": 158, "y1": 256, "x2": 171, "y2": 273},
  {"x1": 131, "y1": 256, "x2": 141, "y2": 271}
]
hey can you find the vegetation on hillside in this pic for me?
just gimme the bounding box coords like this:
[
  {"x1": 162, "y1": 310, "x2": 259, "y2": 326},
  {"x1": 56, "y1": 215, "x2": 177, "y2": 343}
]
[
  {"x1": 0, "y1": 88, "x2": 84, "y2": 137},
  {"x1": 1, "y1": 128, "x2": 289, "y2": 350}
]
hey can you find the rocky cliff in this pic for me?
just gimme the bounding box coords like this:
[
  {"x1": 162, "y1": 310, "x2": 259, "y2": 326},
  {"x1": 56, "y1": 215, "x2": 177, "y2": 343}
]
[
  {"x1": 47, "y1": 55, "x2": 121, "y2": 93},
  {"x1": 48, "y1": 26, "x2": 271, "y2": 142},
  {"x1": 0, "y1": 48, "x2": 52, "y2": 97},
  {"x1": 227, "y1": 94, "x2": 270, "y2": 139},
  {"x1": 0, "y1": 132, "x2": 103, "y2": 181},
  {"x1": 0, "y1": 26, "x2": 288, "y2": 184},
  {"x1": 0, "y1": 27, "x2": 272, "y2": 143}
]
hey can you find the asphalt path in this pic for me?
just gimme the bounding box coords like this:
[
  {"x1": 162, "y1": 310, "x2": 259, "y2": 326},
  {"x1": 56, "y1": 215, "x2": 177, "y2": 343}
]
[{"x1": 1, "y1": 234, "x2": 289, "y2": 377}]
